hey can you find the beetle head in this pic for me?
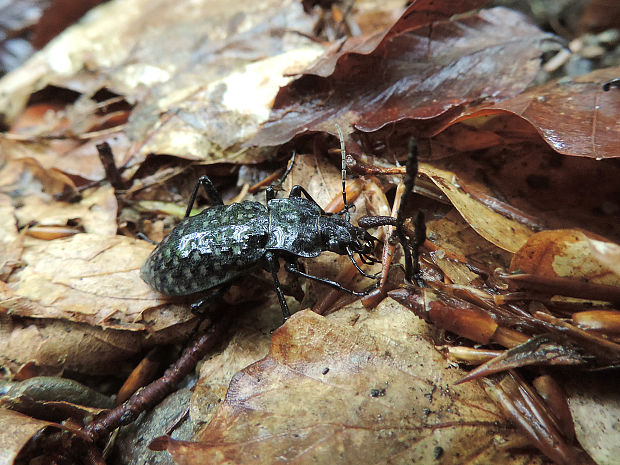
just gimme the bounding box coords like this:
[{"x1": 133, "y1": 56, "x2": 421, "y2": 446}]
[{"x1": 319, "y1": 215, "x2": 376, "y2": 256}]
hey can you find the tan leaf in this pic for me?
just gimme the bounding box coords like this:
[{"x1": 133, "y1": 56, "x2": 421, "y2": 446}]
[
  {"x1": 162, "y1": 303, "x2": 543, "y2": 464},
  {"x1": 2, "y1": 233, "x2": 192, "y2": 331},
  {"x1": 0, "y1": 409, "x2": 59, "y2": 465},
  {"x1": 510, "y1": 229, "x2": 620, "y2": 287},
  {"x1": 420, "y1": 162, "x2": 534, "y2": 253}
]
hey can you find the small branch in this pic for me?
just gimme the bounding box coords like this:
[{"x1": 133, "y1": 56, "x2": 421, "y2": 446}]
[
  {"x1": 83, "y1": 316, "x2": 229, "y2": 444},
  {"x1": 95, "y1": 142, "x2": 125, "y2": 191}
]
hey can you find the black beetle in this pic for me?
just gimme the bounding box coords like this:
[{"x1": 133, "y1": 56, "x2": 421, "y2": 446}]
[{"x1": 140, "y1": 149, "x2": 379, "y2": 320}]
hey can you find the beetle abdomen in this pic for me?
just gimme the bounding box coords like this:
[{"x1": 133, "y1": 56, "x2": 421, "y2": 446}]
[{"x1": 141, "y1": 201, "x2": 269, "y2": 295}]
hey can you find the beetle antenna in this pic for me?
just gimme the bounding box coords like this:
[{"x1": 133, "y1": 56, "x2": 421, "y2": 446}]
[{"x1": 336, "y1": 125, "x2": 350, "y2": 222}]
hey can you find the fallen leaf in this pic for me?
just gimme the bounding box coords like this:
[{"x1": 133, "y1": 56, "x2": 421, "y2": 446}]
[
  {"x1": 564, "y1": 373, "x2": 620, "y2": 465},
  {"x1": 0, "y1": 193, "x2": 22, "y2": 281},
  {"x1": 420, "y1": 124, "x2": 620, "y2": 245},
  {"x1": 0, "y1": 408, "x2": 59, "y2": 465},
  {"x1": 0, "y1": 313, "x2": 144, "y2": 375},
  {"x1": 457, "y1": 66, "x2": 620, "y2": 158},
  {"x1": 419, "y1": 162, "x2": 534, "y2": 253},
  {"x1": 0, "y1": 0, "x2": 324, "y2": 164},
  {"x1": 161, "y1": 303, "x2": 544, "y2": 464},
  {"x1": 1, "y1": 233, "x2": 192, "y2": 331},
  {"x1": 253, "y1": 5, "x2": 550, "y2": 146},
  {"x1": 510, "y1": 229, "x2": 620, "y2": 287},
  {"x1": 16, "y1": 185, "x2": 118, "y2": 236}
]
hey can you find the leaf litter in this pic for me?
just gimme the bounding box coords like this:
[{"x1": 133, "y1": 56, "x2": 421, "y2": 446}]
[{"x1": 0, "y1": 0, "x2": 619, "y2": 464}]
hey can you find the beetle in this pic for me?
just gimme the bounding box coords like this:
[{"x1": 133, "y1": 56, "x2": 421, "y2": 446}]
[{"x1": 140, "y1": 143, "x2": 380, "y2": 321}]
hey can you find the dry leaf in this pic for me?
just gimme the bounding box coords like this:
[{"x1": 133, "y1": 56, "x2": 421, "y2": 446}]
[
  {"x1": 159, "y1": 303, "x2": 544, "y2": 464},
  {"x1": 565, "y1": 373, "x2": 620, "y2": 465},
  {"x1": 510, "y1": 229, "x2": 620, "y2": 287},
  {"x1": 0, "y1": 408, "x2": 59, "y2": 464},
  {"x1": 420, "y1": 163, "x2": 534, "y2": 253},
  {"x1": 1, "y1": 233, "x2": 192, "y2": 331},
  {"x1": 16, "y1": 185, "x2": 118, "y2": 236}
]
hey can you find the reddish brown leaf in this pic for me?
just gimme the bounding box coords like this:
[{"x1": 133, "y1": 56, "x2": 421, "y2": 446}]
[
  {"x1": 303, "y1": 0, "x2": 490, "y2": 78},
  {"x1": 457, "y1": 67, "x2": 620, "y2": 158},
  {"x1": 419, "y1": 132, "x2": 620, "y2": 246},
  {"x1": 253, "y1": 6, "x2": 550, "y2": 146},
  {"x1": 510, "y1": 229, "x2": 620, "y2": 287}
]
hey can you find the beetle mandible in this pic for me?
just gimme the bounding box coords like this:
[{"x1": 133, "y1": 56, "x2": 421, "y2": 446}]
[{"x1": 140, "y1": 137, "x2": 379, "y2": 321}]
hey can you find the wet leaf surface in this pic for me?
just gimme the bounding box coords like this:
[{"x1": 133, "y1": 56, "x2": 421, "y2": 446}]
[
  {"x1": 458, "y1": 67, "x2": 620, "y2": 159},
  {"x1": 253, "y1": 6, "x2": 550, "y2": 145}
]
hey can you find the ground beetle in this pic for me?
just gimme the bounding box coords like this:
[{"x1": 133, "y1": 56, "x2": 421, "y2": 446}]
[{"x1": 141, "y1": 135, "x2": 381, "y2": 320}]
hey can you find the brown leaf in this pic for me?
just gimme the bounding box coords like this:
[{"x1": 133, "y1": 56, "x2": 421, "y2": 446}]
[
  {"x1": 425, "y1": 209, "x2": 512, "y2": 285},
  {"x1": 0, "y1": 313, "x2": 145, "y2": 375},
  {"x1": 0, "y1": 0, "x2": 324, "y2": 163},
  {"x1": 564, "y1": 372, "x2": 620, "y2": 465},
  {"x1": 1, "y1": 233, "x2": 192, "y2": 331},
  {"x1": 458, "y1": 66, "x2": 620, "y2": 158},
  {"x1": 302, "y1": 0, "x2": 490, "y2": 78},
  {"x1": 421, "y1": 128, "x2": 620, "y2": 246},
  {"x1": 510, "y1": 229, "x2": 620, "y2": 287},
  {"x1": 0, "y1": 193, "x2": 22, "y2": 281},
  {"x1": 419, "y1": 162, "x2": 535, "y2": 253},
  {"x1": 161, "y1": 303, "x2": 544, "y2": 464},
  {"x1": 0, "y1": 408, "x2": 59, "y2": 464},
  {"x1": 16, "y1": 186, "x2": 118, "y2": 236},
  {"x1": 253, "y1": 6, "x2": 550, "y2": 146}
]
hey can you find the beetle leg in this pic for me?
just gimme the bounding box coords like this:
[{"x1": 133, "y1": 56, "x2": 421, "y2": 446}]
[
  {"x1": 395, "y1": 138, "x2": 419, "y2": 282},
  {"x1": 185, "y1": 176, "x2": 224, "y2": 218},
  {"x1": 190, "y1": 283, "x2": 232, "y2": 316},
  {"x1": 288, "y1": 185, "x2": 328, "y2": 214},
  {"x1": 137, "y1": 232, "x2": 159, "y2": 245},
  {"x1": 284, "y1": 261, "x2": 373, "y2": 297},
  {"x1": 265, "y1": 251, "x2": 291, "y2": 321}
]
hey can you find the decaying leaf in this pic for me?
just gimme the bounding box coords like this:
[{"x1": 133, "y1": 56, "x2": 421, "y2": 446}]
[
  {"x1": 253, "y1": 5, "x2": 551, "y2": 145},
  {"x1": 16, "y1": 185, "x2": 118, "y2": 236},
  {"x1": 1, "y1": 233, "x2": 193, "y2": 331},
  {"x1": 0, "y1": 0, "x2": 325, "y2": 165},
  {"x1": 0, "y1": 408, "x2": 59, "y2": 465},
  {"x1": 420, "y1": 163, "x2": 534, "y2": 253},
  {"x1": 157, "y1": 303, "x2": 544, "y2": 464},
  {"x1": 564, "y1": 373, "x2": 620, "y2": 465},
  {"x1": 0, "y1": 193, "x2": 22, "y2": 281},
  {"x1": 510, "y1": 229, "x2": 620, "y2": 287},
  {"x1": 0, "y1": 313, "x2": 150, "y2": 376},
  {"x1": 0, "y1": 0, "x2": 618, "y2": 463},
  {"x1": 458, "y1": 66, "x2": 620, "y2": 159},
  {"x1": 421, "y1": 126, "x2": 620, "y2": 246}
]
